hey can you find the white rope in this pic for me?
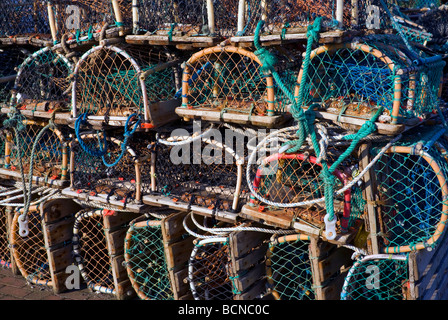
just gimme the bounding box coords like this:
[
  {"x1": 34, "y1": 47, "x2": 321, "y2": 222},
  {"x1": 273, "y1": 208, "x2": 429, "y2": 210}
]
[
  {"x1": 155, "y1": 123, "x2": 215, "y2": 146},
  {"x1": 188, "y1": 211, "x2": 296, "y2": 236},
  {"x1": 246, "y1": 127, "x2": 403, "y2": 208}
]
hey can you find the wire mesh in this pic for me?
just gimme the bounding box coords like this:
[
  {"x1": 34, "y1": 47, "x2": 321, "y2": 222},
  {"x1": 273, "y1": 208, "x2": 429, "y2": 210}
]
[
  {"x1": 11, "y1": 46, "x2": 73, "y2": 110},
  {"x1": 295, "y1": 36, "x2": 445, "y2": 126},
  {"x1": 72, "y1": 208, "x2": 116, "y2": 294},
  {"x1": 370, "y1": 127, "x2": 448, "y2": 253},
  {"x1": 340, "y1": 254, "x2": 409, "y2": 300},
  {"x1": 10, "y1": 208, "x2": 53, "y2": 286},
  {"x1": 0, "y1": 0, "x2": 51, "y2": 40},
  {"x1": 72, "y1": 44, "x2": 180, "y2": 125},
  {"x1": 265, "y1": 234, "x2": 314, "y2": 300},
  {"x1": 70, "y1": 130, "x2": 151, "y2": 204},
  {"x1": 5, "y1": 120, "x2": 69, "y2": 184},
  {"x1": 180, "y1": 45, "x2": 300, "y2": 120},
  {"x1": 124, "y1": 216, "x2": 174, "y2": 300}
]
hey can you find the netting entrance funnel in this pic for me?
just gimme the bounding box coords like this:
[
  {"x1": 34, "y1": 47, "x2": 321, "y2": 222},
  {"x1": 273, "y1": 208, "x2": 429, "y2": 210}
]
[
  {"x1": 294, "y1": 36, "x2": 445, "y2": 133},
  {"x1": 176, "y1": 45, "x2": 299, "y2": 128},
  {"x1": 71, "y1": 44, "x2": 181, "y2": 128},
  {"x1": 369, "y1": 126, "x2": 448, "y2": 254},
  {"x1": 340, "y1": 254, "x2": 409, "y2": 300},
  {"x1": 265, "y1": 234, "x2": 315, "y2": 300}
]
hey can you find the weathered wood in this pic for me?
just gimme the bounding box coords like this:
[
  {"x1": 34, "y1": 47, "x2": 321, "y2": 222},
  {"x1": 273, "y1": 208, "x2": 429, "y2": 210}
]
[
  {"x1": 234, "y1": 278, "x2": 267, "y2": 300},
  {"x1": 360, "y1": 143, "x2": 380, "y2": 255},
  {"x1": 175, "y1": 107, "x2": 292, "y2": 128},
  {"x1": 229, "y1": 229, "x2": 271, "y2": 260},
  {"x1": 231, "y1": 262, "x2": 266, "y2": 294},
  {"x1": 40, "y1": 198, "x2": 81, "y2": 224},
  {"x1": 164, "y1": 236, "x2": 195, "y2": 269},
  {"x1": 103, "y1": 211, "x2": 142, "y2": 230},
  {"x1": 317, "y1": 246, "x2": 353, "y2": 282},
  {"x1": 409, "y1": 228, "x2": 448, "y2": 300},
  {"x1": 5, "y1": 207, "x2": 19, "y2": 275},
  {"x1": 239, "y1": 205, "x2": 296, "y2": 229},
  {"x1": 161, "y1": 211, "x2": 195, "y2": 300},
  {"x1": 105, "y1": 227, "x2": 128, "y2": 256},
  {"x1": 43, "y1": 217, "x2": 76, "y2": 248}
]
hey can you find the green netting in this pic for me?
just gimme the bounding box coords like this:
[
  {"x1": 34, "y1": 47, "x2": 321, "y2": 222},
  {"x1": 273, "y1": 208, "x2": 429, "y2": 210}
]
[
  {"x1": 124, "y1": 218, "x2": 174, "y2": 300},
  {"x1": 246, "y1": 138, "x2": 365, "y2": 235},
  {"x1": 395, "y1": 0, "x2": 440, "y2": 8},
  {"x1": 341, "y1": 254, "x2": 409, "y2": 300},
  {"x1": 73, "y1": 44, "x2": 179, "y2": 123},
  {"x1": 5, "y1": 119, "x2": 69, "y2": 182},
  {"x1": 370, "y1": 126, "x2": 448, "y2": 253},
  {"x1": 181, "y1": 45, "x2": 300, "y2": 117},
  {"x1": 296, "y1": 35, "x2": 444, "y2": 125},
  {"x1": 265, "y1": 234, "x2": 315, "y2": 300}
]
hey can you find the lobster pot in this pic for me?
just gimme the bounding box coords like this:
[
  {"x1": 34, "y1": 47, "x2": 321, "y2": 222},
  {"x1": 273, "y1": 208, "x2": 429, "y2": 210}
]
[
  {"x1": 188, "y1": 236, "x2": 235, "y2": 300},
  {"x1": 124, "y1": 215, "x2": 174, "y2": 300},
  {"x1": 3, "y1": 120, "x2": 69, "y2": 188},
  {"x1": 176, "y1": 45, "x2": 300, "y2": 128},
  {"x1": 132, "y1": 0, "x2": 222, "y2": 38},
  {"x1": 0, "y1": 0, "x2": 51, "y2": 44},
  {"x1": 341, "y1": 254, "x2": 409, "y2": 300},
  {"x1": 10, "y1": 46, "x2": 73, "y2": 116},
  {"x1": 236, "y1": 0, "x2": 355, "y2": 37},
  {"x1": 265, "y1": 234, "x2": 314, "y2": 300},
  {"x1": 0, "y1": 47, "x2": 31, "y2": 106},
  {"x1": 47, "y1": 0, "x2": 128, "y2": 44},
  {"x1": 242, "y1": 144, "x2": 365, "y2": 241},
  {"x1": 69, "y1": 130, "x2": 151, "y2": 207},
  {"x1": 144, "y1": 134, "x2": 248, "y2": 218},
  {"x1": 369, "y1": 127, "x2": 448, "y2": 254},
  {"x1": 10, "y1": 199, "x2": 82, "y2": 293},
  {"x1": 72, "y1": 208, "x2": 141, "y2": 299},
  {"x1": 71, "y1": 44, "x2": 181, "y2": 128},
  {"x1": 295, "y1": 37, "x2": 445, "y2": 133}
]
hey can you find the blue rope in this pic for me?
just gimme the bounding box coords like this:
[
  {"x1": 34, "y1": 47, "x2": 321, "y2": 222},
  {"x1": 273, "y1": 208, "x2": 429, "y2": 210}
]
[
  {"x1": 74, "y1": 113, "x2": 108, "y2": 157},
  {"x1": 102, "y1": 113, "x2": 141, "y2": 167}
]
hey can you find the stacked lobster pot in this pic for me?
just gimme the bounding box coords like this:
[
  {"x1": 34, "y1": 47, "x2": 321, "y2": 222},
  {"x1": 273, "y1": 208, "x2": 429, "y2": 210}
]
[{"x1": 1, "y1": 0, "x2": 448, "y2": 302}]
